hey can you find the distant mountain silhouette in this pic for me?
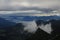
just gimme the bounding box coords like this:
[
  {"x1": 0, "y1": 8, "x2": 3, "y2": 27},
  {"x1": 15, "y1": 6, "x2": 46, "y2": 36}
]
[
  {"x1": 1, "y1": 15, "x2": 60, "y2": 22},
  {"x1": 0, "y1": 17, "x2": 16, "y2": 28}
]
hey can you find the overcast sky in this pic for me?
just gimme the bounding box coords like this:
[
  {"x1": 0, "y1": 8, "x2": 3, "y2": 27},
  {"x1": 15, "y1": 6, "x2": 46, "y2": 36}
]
[{"x1": 0, "y1": 0, "x2": 60, "y2": 13}]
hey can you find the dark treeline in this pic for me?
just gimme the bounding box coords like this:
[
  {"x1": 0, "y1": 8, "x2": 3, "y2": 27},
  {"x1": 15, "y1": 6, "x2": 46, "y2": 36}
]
[{"x1": 0, "y1": 23, "x2": 32, "y2": 40}]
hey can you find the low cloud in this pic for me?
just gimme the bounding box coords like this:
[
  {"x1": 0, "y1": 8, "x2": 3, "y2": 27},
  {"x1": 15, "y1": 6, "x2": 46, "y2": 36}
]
[
  {"x1": 23, "y1": 21, "x2": 38, "y2": 33},
  {"x1": 21, "y1": 20, "x2": 52, "y2": 34},
  {"x1": 38, "y1": 23, "x2": 53, "y2": 34}
]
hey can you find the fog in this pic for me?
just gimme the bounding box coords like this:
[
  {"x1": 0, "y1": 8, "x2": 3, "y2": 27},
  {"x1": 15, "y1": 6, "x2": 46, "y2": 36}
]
[{"x1": 20, "y1": 20, "x2": 53, "y2": 34}]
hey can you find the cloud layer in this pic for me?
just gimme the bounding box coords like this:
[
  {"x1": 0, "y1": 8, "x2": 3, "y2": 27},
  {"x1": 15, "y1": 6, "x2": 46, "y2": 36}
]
[
  {"x1": 23, "y1": 21, "x2": 38, "y2": 33},
  {"x1": 0, "y1": 0, "x2": 60, "y2": 13}
]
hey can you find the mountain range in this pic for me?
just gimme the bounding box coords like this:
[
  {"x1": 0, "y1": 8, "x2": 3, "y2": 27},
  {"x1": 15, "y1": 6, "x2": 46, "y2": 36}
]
[{"x1": 0, "y1": 14, "x2": 60, "y2": 23}]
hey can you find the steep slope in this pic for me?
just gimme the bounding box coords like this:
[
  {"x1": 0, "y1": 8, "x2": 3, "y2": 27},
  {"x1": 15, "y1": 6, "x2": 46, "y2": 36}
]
[{"x1": 26, "y1": 28, "x2": 51, "y2": 40}]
